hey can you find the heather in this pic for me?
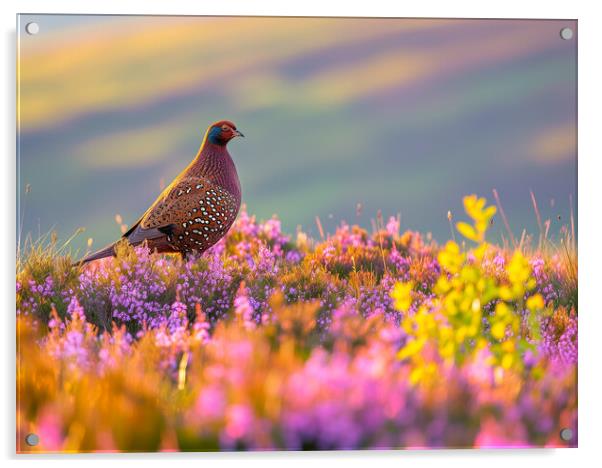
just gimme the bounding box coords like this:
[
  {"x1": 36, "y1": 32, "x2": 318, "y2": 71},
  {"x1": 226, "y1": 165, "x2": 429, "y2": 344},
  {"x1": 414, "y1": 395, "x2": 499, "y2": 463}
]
[{"x1": 17, "y1": 195, "x2": 577, "y2": 452}]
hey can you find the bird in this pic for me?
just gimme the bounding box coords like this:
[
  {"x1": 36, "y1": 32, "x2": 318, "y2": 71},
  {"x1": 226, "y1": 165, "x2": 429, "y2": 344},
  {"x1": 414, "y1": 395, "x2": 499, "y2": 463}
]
[{"x1": 77, "y1": 120, "x2": 243, "y2": 265}]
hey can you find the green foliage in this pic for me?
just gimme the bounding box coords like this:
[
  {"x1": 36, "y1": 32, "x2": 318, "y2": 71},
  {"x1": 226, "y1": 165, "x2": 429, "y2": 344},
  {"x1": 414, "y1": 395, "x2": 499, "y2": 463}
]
[{"x1": 393, "y1": 195, "x2": 552, "y2": 382}]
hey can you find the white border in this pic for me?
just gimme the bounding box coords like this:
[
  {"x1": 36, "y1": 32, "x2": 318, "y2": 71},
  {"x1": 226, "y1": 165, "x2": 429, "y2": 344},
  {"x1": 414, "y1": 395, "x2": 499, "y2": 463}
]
[{"x1": 3, "y1": 1, "x2": 601, "y2": 467}]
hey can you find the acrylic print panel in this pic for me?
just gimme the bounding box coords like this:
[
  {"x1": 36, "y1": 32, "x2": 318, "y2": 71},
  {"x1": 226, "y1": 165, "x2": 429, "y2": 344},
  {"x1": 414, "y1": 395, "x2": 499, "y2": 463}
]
[{"x1": 16, "y1": 15, "x2": 577, "y2": 453}]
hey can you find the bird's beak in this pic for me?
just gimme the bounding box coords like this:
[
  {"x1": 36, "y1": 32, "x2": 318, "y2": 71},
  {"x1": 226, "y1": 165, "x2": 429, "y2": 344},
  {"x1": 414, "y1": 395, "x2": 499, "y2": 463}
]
[{"x1": 234, "y1": 129, "x2": 245, "y2": 138}]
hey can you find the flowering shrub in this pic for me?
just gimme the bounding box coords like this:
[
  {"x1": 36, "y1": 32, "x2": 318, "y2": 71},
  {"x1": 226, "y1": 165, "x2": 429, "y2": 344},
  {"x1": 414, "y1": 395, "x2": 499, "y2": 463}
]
[{"x1": 17, "y1": 196, "x2": 577, "y2": 452}]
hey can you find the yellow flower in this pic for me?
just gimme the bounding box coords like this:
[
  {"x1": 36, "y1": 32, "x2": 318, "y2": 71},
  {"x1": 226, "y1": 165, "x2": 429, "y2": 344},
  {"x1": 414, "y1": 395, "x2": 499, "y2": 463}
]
[
  {"x1": 391, "y1": 281, "x2": 413, "y2": 312},
  {"x1": 397, "y1": 337, "x2": 425, "y2": 361},
  {"x1": 438, "y1": 241, "x2": 465, "y2": 274},
  {"x1": 501, "y1": 353, "x2": 514, "y2": 370},
  {"x1": 526, "y1": 293, "x2": 545, "y2": 311},
  {"x1": 498, "y1": 285, "x2": 514, "y2": 301},
  {"x1": 491, "y1": 321, "x2": 506, "y2": 340},
  {"x1": 434, "y1": 276, "x2": 451, "y2": 295},
  {"x1": 473, "y1": 242, "x2": 489, "y2": 261},
  {"x1": 409, "y1": 362, "x2": 438, "y2": 385},
  {"x1": 507, "y1": 250, "x2": 531, "y2": 286},
  {"x1": 409, "y1": 366, "x2": 424, "y2": 385},
  {"x1": 501, "y1": 340, "x2": 515, "y2": 353},
  {"x1": 495, "y1": 302, "x2": 510, "y2": 317}
]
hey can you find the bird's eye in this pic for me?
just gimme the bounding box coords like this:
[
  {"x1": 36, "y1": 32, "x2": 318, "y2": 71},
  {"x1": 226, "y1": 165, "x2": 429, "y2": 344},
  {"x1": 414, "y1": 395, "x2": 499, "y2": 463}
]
[{"x1": 221, "y1": 125, "x2": 229, "y2": 131}]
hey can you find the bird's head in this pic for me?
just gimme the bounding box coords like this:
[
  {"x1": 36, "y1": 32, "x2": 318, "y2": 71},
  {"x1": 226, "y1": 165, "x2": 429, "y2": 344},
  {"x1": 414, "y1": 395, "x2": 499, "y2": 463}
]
[{"x1": 206, "y1": 120, "x2": 244, "y2": 146}]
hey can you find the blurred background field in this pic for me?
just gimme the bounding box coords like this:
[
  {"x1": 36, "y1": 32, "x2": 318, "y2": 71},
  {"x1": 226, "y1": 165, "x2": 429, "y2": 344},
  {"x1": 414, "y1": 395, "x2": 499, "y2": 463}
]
[{"x1": 17, "y1": 16, "x2": 576, "y2": 252}]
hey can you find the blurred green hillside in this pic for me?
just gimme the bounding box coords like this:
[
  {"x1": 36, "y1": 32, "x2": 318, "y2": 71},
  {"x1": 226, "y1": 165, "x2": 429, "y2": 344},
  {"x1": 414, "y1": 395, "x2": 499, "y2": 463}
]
[{"x1": 17, "y1": 16, "x2": 577, "y2": 252}]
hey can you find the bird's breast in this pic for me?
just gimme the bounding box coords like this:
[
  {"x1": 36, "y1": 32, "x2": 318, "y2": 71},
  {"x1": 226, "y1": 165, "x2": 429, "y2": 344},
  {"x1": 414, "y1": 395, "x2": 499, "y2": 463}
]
[{"x1": 168, "y1": 184, "x2": 240, "y2": 254}]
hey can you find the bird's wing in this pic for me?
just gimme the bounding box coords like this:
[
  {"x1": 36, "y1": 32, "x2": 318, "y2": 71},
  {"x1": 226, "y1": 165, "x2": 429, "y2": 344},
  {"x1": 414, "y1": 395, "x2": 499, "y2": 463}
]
[
  {"x1": 122, "y1": 176, "x2": 235, "y2": 239},
  {"x1": 122, "y1": 176, "x2": 209, "y2": 238},
  {"x1": 130, "y1": 176, "x2": 239, "y2": 252},
  {"x1": 120, "y1": 177, "x2": 182, "y2": 242},
  {"x1": 140, "y1": 176, "x2": 237, "y2": 228}
]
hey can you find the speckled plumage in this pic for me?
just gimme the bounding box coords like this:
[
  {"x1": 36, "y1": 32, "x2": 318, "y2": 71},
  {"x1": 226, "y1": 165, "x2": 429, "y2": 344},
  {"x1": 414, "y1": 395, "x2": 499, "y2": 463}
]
[{"x1": 78, "y1": 120, "x2": 243, "y2": 264}]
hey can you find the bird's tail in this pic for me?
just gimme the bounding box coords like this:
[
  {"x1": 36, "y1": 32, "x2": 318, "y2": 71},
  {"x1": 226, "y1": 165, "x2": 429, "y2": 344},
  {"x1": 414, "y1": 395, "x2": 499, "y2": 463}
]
[{"x1": 73, "y1": 243, "x2": 116, "y2": 267}]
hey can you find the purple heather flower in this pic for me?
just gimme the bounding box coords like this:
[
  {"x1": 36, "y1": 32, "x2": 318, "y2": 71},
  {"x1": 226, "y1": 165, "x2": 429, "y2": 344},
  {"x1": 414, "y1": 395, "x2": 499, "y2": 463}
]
[
  {"x1": 234, "y1": 283, "x2": 255, "y2": 330},
  {"x1": 386, "y1": 216, "x2": 400, "y2": 238},
  {"x1": 285, "y1": 250, "x2": 302, "y2": 264}
]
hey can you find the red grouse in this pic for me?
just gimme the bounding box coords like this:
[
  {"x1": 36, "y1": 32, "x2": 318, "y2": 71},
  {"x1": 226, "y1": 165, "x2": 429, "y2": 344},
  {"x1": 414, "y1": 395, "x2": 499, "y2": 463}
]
[{"x1": 78, "y1": 120, "x2": 243, "y2": 264}]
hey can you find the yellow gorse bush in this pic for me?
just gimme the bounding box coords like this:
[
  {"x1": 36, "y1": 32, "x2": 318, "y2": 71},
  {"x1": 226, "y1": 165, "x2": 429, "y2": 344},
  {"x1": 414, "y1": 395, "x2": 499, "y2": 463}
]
[{"x1": 392, "y1": 195, "x2": 547, "y2": 382}]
